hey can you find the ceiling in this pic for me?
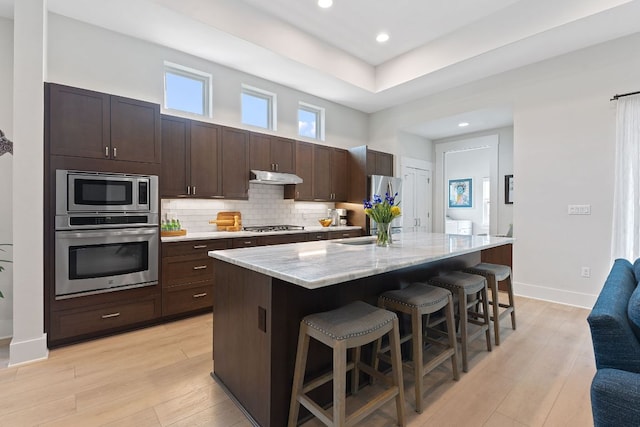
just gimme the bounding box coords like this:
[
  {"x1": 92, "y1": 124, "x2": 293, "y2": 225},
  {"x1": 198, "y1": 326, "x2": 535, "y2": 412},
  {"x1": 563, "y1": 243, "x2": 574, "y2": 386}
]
[{"x1": 2, "y1": 0, "x2": 640, "y2": 139}]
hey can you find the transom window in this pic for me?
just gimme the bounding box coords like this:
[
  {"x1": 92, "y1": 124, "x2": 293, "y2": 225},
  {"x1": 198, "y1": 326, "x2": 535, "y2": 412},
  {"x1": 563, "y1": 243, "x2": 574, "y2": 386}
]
[
  {"x1": 163, "y1": 62, "x2": 212, "y2": 117},
  {"x1": 241, "y1": 85, "x2": 277, "y2": 130},
  {"x1": 298, "y1": 102, "x2": 325, "y2": 141}
]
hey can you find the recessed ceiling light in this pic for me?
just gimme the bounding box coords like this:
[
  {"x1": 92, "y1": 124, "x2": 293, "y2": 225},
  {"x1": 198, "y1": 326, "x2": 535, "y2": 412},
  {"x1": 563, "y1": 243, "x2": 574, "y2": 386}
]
[
  {"x1": 318, "y1": 0, "x2": 333, "y2": 8},
  {"x1": 458, "y1": 122, "x2": 470, "y2": 127},
  {"x1": 376, "y1": 33, "x2": 390, "y2": 43}
]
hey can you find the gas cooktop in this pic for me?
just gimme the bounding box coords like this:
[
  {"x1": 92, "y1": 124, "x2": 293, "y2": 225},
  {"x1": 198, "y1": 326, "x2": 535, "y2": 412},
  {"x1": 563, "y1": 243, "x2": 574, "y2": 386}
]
[{"x1": 243, "y1": 225, "x2": 305, "y2": 232}]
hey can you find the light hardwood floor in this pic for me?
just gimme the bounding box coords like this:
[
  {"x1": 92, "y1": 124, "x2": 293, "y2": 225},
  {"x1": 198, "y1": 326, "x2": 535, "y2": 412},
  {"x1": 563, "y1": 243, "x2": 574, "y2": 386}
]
[{"x1": 0, "y1": 296, "x2": 595, "y2": 426}]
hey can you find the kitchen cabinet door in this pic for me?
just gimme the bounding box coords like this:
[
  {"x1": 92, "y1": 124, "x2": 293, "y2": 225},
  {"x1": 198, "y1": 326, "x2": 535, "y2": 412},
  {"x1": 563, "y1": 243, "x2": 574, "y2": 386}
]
[
  {"x1": 48, "y1": 83, "x2": 161, "y2": 164},
  {"x1": 221, "y1": 127, "x2": 250, "y2": 199},
  {"x1": 285, "y1": 141, "x2": 314, "y2": 200},
  {"x1": 367, "y1": 150, "x2": 393, "y2": 177},
  {"x1": 249, "y1": 133, "x2": 295, "y2": 174},
  {"x1": 160, "y1": 115, "x2": 189, "y2": 197},
  {"x1": 331, "y1": 148, "x2": 348, "y2": 201},
  {"x1": 271, "y1": 137, "x2": 296, "y2": 173},
  {"x1": 110, "y1": 96, "x2": 161, "y2": 163},
  {"x1": 48, "y1": 83, "x2": 110, "y2": 159},
  {"x1": 249, "y1": 132, "x2": 272, "y2": 172},
  {"x1": 312, "y1": 144, "x2": 332, "y2": 200},
  {"x1": 190, "y1": 121, "x2": 222, "y2": 197}
]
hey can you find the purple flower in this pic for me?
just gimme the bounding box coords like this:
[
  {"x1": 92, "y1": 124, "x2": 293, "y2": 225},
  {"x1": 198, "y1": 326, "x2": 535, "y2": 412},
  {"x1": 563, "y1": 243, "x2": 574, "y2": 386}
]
[{"x1": 363, "y1": 199, "x2": 373, "y2": 209}]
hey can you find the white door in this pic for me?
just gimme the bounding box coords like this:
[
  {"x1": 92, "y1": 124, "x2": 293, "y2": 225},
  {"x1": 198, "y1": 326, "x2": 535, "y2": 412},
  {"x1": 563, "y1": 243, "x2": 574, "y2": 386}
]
[{"x1": 402, "y1": 165, "x2": 432, "y2": 232}]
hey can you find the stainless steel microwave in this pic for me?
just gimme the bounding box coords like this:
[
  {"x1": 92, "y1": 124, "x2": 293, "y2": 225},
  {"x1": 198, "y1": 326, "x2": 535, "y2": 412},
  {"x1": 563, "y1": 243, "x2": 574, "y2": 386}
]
[{"x1": 56, "y1": 170, "x2": 158, "y2": 214}]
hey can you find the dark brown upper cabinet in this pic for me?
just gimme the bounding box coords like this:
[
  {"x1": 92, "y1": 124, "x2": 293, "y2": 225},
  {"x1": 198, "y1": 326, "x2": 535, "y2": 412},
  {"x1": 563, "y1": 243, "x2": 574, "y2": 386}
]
[
  {"x1": 221, "y1": 127, "x2": 250, "y2": 200},
  {"x1": 312, "y1": 145, "x2": 347, "y2": 202},
  {"x1": 284, "y1": 141, "x2": 313, "y2": 201},
  {"x1": 346, "y1": 145, "x2": 394, "y2": 203},
  {"x1": 160, "y1": 116, "x2": 221, "y2": 198},
  {"x1": 47, "y1": 83, "x2": 160, "y2": 164},
  {"x1": 249, "y1": 132, "x2": 295, "y2": 174}
]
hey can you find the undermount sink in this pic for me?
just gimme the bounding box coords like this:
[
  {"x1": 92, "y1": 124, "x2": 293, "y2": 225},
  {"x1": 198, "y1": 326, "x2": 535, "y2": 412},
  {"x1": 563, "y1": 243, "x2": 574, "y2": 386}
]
[{"x1": 334, "y1": 237, "x2": 377, "y2": 245}]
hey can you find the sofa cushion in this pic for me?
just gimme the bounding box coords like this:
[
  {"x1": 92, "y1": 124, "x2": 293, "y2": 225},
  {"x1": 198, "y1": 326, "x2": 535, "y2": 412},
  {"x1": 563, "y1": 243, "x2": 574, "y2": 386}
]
[
  {"x1": 629, "y1": 281, "x2": 640, "y2": 341},
  {"x1": 633, "y1": 258, "x2": 640, "y2": 283},
  {"x1": 588, "y1": 258, "x2": 640, "y2": 373}
]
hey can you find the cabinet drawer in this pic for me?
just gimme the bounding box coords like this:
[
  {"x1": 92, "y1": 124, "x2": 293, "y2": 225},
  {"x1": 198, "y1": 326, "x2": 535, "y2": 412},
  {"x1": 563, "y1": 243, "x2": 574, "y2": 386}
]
[
  {"x1": 51, "y1": 297, "x2": 160, "y2": 340},
  {"x1": 257, "y1": 233, "x2": 307, "y2": 246},
  {"x1": 307, "y1": 232, "x2": 329, "y2": 241},
  {"x1": 163, "y1": 257, "x2": 214, "y2": 287},
  {"x1": 232, "y1": 237, "x2": 258, "y2": 248},
  {"x1": 163, "y1": 283, "x2": 213, "y2": 316},
  {"x1": 162, "y1": 239, "x2": 230, "y2": 257},
  {"x1": 328, "y1": 230, "x2": 362, "y2": 239}
]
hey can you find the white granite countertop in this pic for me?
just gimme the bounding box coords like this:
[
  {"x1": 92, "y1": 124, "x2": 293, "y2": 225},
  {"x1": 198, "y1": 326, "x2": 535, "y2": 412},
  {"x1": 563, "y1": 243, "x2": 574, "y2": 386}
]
[
  {"x1": 208, "y1": 231, "x2": 514, "y2": 289},
  {"x1": 161, "y1": 225, "x2": 361, "y2": 242}
]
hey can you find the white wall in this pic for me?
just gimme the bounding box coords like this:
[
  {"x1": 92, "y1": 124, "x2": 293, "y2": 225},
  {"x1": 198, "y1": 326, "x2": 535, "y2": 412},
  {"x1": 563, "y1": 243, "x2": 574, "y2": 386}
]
[
  {"x1": 370, "y1": 32, "x2": 640, "y2": 307},
  {"x1": 0, "y1": 16, "x2": 13, "y2": 339},
  {"x1": 46, "y1": 13, "x2": 369, "y2": 150}
]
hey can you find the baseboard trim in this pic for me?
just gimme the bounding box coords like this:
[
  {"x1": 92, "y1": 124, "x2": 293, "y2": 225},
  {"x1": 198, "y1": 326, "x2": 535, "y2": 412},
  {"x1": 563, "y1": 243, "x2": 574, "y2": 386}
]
[
  {"x1": 9, "y1": 333, "x2": 48, "y2": 367},
  {"x1": 514, "y1": 281, "x2": 597, "y2": 309}
]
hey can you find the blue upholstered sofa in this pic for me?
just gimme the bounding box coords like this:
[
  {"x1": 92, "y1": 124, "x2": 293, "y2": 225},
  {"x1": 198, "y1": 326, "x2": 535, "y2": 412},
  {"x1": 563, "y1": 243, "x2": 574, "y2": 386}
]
[{"x1": 587, "y1": 259, "x2": 640, "y2": 426}]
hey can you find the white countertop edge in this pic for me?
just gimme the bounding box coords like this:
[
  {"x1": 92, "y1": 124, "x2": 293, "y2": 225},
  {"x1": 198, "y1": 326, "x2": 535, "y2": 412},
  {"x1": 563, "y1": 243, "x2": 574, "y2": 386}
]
[{"x1": 208, "y1": 233, "x2": 514, "y2": 289}]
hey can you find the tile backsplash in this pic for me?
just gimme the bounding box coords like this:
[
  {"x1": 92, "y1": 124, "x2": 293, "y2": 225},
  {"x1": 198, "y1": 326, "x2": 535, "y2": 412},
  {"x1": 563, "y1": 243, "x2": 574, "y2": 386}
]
[{"x1": 161, "y1": 183, "x2": 335, "y2": 232}]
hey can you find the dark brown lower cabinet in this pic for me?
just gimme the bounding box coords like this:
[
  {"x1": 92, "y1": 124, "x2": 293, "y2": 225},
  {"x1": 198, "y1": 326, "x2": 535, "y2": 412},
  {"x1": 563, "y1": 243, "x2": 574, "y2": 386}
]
[
  {"x1": 161, "y1": 239, "x2": 231, "y2": 317},
  {"x1": 50, "y1": 294, "x2": 161, "y2": 342}
]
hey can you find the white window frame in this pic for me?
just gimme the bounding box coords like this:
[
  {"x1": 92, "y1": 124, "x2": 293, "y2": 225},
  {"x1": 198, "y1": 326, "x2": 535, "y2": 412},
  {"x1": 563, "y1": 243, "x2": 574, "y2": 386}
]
[
  {"x1": 298, "y1": 101, "x2": 325, "y2": 141},
  {"x1": 163, "y1": 61, "x2": 212, "y2": 118},
  {"x1": 241, "y1": 84, "x2": 277, "y2": 131}
]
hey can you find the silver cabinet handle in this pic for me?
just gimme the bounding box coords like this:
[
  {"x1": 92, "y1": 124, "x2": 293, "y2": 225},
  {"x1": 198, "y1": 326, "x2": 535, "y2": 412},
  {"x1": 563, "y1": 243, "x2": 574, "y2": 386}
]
[
  {"x1": 193, "y1": 265, "x2": 207, "y2": 270},
  {"x1": 342, "y1": 233, "x2": 350, "y2": 238},
  {"x1": 187, "y1": 186, "x2": 191, "y2": 195},
  {"x1": 244, "y1": 241, "x2": 253, "y2": 245},
  {"x1": 193, "y1": 244, "x2": 207, "y2": 249},
  {"x1": 193, "y1": 293, "x2": 207, "y2": 298},
  {"x1": 193, "y1": 186, "x2": 196, "y2": 195},
  {"x1": 113, "y1": 147, "x2": 117, "y2": 158},
  {"x1": 101, "y1": 312, "x2": 121, "y2": 319},
  {"x1": 105, "y1": 146, "x2": 109, "y2": 157}
]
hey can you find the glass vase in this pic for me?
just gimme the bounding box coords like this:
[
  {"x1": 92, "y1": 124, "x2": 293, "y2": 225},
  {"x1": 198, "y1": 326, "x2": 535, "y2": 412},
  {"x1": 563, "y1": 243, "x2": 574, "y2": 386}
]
[{"x1": 376, "y1": 222, "x2": 392, "y2": 247}]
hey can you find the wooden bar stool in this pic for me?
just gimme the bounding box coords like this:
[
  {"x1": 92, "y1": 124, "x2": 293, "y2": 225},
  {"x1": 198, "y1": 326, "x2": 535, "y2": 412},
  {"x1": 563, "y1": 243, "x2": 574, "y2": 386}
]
[
  {"x1": 376, "y1": 283, "x2": 459, "y2": 413},
  {"x1": 428, "y1": 271, "x2": 492, "y2": 372},
  {"x1": 288, "y1": 301, "x2": 406, "y2": 427},
  {"x1": 463, "y1": 263, "x2": 516, "y2": 346}
]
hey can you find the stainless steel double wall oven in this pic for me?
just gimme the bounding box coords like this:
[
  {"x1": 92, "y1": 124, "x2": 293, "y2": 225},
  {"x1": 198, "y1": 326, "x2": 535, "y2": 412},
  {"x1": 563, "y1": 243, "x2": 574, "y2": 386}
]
[{"x1": 55, "y1": 170, "x2": 159, "y2": 299}]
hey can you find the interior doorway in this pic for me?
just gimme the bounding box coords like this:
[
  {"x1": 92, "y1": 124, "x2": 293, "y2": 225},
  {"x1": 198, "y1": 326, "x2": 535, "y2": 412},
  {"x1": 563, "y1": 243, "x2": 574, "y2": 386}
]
[{"x1": 434, "y1": 135, "x2": 499, "y2": 235}]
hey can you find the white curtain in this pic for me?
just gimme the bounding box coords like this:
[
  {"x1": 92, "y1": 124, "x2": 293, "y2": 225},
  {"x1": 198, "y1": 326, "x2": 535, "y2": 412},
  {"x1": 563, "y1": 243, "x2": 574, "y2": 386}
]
[{"x1": 611, "y1": 94, "x2": 640, "y2": 261}]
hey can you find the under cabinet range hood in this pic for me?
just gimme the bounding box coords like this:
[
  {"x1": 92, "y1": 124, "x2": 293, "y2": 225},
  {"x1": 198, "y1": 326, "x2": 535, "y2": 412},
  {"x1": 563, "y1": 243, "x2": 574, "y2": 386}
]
[{"x1": 250, "y1": 170, "x2": 303, "y2": 185}]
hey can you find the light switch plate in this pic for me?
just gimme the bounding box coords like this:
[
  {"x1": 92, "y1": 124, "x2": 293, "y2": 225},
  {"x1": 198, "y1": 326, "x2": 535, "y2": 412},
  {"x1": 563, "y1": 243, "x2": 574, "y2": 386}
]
[{"x1": 568, "y1": 204, "x2": 591, "y2": 215}]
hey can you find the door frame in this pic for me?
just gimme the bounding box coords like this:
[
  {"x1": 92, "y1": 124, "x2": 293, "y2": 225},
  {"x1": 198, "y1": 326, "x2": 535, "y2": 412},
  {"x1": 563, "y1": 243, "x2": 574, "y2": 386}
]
[{"x1": 434, "y1": 135, "x2": 499, "y2": 235}]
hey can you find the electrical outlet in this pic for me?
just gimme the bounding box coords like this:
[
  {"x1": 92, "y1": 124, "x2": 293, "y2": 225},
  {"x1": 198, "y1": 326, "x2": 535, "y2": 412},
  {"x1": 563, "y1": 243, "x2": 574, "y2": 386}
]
[{"x1": 581, "y1": 267, "x2": 591, "y2": 278}]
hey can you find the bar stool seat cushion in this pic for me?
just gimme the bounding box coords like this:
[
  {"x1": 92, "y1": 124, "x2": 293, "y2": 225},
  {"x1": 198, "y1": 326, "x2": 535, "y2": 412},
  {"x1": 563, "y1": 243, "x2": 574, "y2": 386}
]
[
  {"x1": 429, "y1": 271, "x2": 486, "y2": 294},
  {"x1": 303, "y1": 300, "x2": 397, "y2": 341},
  {"x1": 466, "y1": 263, "x2": 511, "y2": 282},
  {"x1": 380, "y1": 283, "x2": 450, "y2": 309}
]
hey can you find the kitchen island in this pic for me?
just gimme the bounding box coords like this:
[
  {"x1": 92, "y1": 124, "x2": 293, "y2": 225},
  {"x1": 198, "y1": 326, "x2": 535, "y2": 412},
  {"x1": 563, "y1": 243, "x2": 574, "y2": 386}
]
[{"x1": 209, "y1": 232, "x2": 514, "y2": 426}]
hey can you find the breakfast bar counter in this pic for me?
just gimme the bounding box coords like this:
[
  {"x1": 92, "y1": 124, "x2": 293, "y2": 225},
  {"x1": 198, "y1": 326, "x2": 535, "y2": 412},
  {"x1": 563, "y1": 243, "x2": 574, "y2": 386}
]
[{"x1": 209, "y1": 232, "x2": 514, "y2": 426}]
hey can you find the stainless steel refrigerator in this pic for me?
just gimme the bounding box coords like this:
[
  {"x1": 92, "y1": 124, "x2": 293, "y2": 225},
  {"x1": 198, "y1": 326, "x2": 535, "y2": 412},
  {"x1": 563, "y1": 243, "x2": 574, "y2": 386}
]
[{"x1": 369, "y1": 175, "x2": 403, "y2": 235}]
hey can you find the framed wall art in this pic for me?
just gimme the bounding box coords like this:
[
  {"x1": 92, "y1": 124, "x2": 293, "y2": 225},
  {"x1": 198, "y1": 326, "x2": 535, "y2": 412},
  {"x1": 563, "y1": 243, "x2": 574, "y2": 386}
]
[
  {"x1": 505, "y1": 174, "x2": 514, "y2": 204},
  {"x1": 449, "y1": 178, "x2": 472, "y2": 208}
]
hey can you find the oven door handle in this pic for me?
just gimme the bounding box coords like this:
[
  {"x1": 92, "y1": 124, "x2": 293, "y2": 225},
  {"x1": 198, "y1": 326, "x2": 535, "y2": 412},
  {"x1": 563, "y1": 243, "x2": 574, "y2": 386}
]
[{"x1": 57, "y1": 228, "x2": 158, "y2": 239}]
